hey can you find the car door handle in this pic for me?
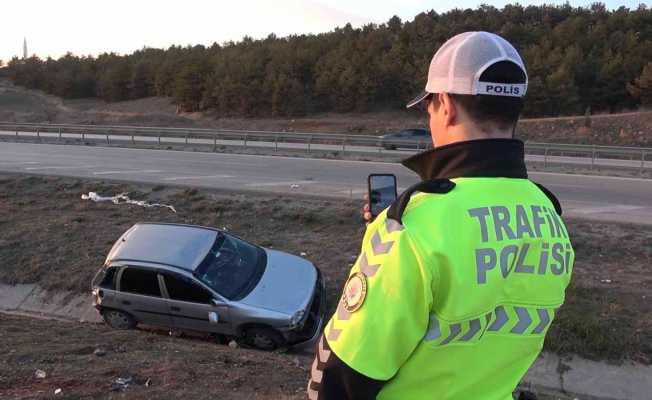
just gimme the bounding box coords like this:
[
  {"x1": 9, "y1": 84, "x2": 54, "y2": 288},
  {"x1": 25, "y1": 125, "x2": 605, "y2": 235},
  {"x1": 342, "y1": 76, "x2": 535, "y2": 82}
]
[
  {"x1": 122, "y1": 300, "x2": 131, "y2": 305},
  {"x1": 170, "y1": 306, "x2": 181, "y2": 312}
]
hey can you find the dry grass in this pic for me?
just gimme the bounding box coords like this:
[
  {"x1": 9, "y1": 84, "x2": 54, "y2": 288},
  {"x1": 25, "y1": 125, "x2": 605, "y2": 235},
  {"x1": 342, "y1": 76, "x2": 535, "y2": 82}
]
[
  {"x1": 2, "y1": 78, "x2": 651, "y2": 146},
  {"x1": 0, "y1": 174, "x2": 650, "y2": 364},
  {"x1": 0, "y1": 314, "x2": 308, "y2": 399}
]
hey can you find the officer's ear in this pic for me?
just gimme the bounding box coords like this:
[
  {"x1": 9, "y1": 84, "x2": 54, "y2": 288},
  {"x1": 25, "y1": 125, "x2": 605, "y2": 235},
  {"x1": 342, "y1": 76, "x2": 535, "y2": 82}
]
[{"x1": 438, "y1": 92, "x2": 458, "y2": 128}]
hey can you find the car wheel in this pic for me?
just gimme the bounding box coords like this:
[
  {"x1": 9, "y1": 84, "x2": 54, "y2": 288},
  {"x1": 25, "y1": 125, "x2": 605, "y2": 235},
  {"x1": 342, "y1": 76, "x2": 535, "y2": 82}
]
[
  {"x1": 240, "y1": 327, "x2": 285, "y2": 351},
  {"x1": 212, "y1": 333, "x2": 229, "y2": 345},
  {"x1": 103, "y1": 309, "x2": 136, "y2": 330}
]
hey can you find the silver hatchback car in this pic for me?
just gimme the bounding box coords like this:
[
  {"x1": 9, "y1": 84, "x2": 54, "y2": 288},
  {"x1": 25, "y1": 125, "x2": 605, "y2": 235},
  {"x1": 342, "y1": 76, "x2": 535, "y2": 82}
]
[{"x1": 92, "y1": 223, "x2": 325, "y2": 350}]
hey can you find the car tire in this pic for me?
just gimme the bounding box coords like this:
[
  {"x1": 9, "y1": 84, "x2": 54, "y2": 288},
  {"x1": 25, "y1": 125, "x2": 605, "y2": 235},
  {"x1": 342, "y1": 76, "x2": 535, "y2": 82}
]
[
  {"x1": 102, "y1": 309, "x2": 137, "y2": 330},
  {"x1": 212, "y1": 333, "x2": 229, "y2": 345},
  {"x1": 239, "y1": 327, "x2": 286, "y2": 351}
]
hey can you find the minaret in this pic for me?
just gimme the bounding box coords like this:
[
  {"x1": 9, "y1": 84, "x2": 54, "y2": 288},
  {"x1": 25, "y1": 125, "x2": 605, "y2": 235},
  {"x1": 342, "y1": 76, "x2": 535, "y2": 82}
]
[{"x1": 23, "y1": 38, "x2": 27, "y2": 59}]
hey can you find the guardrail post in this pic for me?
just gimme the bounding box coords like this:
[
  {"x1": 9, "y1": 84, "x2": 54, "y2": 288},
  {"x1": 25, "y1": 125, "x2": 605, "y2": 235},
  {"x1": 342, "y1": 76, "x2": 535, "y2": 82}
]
[
  {"x1": 244, "y1": 134, "x2": 248, "y2": 148},
  {"x1": 158, "y1": 134, "x2": 161, "y2": 148},
  {"x1": 185, "y1": 133, "x2": 189, "y2": 145},
  {"x1": 342, "y1": 137, "x2": 347, "y2": 154},
  {"x1": 275, "y1": 135, "x2": 278, "y2": 152},
  {"x1": 213, "y1": 136, "x2": 217, "y2": 152},
  {"x1": 591, "y1": 145, "x2": 596, "y2": 170},
  {"x1": 307, "y1": 135, "x2": 312, "y2": 153},
  {"x1": 131, "y1": 134, "x2": 135, "y2": 144},
  {"x1": 106, "y1": 132, "x2": 110, "y2": 144},
  {"x1": 37, "y1": 128, "x2": 40, "y2": 140},
  {"x1": 544, "y1": 147, "x2": 549, "y2": 168},
  {"x1": 82, "y1": 131, "x2": 85, "y2": 141},
  {"x1": 58, "y1": 128, "x2": 62, "y2": 142},
  {"x1": 641, "y1": 150, "x2": 646, "y2": 176}
]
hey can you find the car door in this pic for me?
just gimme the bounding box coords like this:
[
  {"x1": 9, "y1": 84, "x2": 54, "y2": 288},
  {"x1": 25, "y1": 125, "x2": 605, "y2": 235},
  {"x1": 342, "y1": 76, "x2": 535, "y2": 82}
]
[
  {"x1": 116, "y1": 266, "x2": 172, "y2": 328},
  {"x1": 396, "y1": 130, "x2": 410, "y2": 147},
  {"x1": 160, "y1": 272, "x2": 232, "y2": 334}
]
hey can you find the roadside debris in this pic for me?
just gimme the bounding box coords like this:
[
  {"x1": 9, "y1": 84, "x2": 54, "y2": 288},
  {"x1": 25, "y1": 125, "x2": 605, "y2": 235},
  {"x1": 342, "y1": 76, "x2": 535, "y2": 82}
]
[
  {"x1": 228, "y1": 340, "x2": 239, "y2": 349},
  {"x1": 81, "y1": 192, "x2": 176, "y2": 213},
  {"x1": 300, "y1": 252, "x2": 307, "y2": 256},
  {"x1": 111, "y1": 376, "x2": 133, "y2": 392},
  {"x1": 290, "y1": 184, "x2": 300, "y2": 189},
  {"x1": 601, "y1": 279, "x2": 612, "y2": 283},
  {"x1": 34, "y1": 369, "x2": 46, "y2": 379},
  {"x1": 93, "y1": 348, "x2": 106, "y2": 357},
  {"x1": 54, "y1": 388, "x2": 62, "y2": 395}
]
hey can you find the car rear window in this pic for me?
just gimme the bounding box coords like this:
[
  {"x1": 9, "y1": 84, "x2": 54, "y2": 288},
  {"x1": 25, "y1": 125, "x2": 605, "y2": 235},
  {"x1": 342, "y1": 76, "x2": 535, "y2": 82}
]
[
  {"x1": 164, "y1": 274, "x2": 213, "y2": 304},
  {"x1": 99, "y1": 267, "x2": 117, "y2": 289},
  {"x1": 120, "y1": 268, "x2": 161, "y2": 297}
]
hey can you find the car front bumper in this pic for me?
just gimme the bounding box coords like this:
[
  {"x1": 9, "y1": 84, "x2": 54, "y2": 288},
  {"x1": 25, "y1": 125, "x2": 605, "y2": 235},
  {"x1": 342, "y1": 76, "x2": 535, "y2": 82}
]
[{"x1": 283, "y1": 269, "x2": 326, "y2": 347}]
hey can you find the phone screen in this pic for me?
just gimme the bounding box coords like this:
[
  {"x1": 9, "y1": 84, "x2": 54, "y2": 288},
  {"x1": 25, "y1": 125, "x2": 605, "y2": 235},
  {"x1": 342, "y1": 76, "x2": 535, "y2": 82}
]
[{"x1": 368, "y1": 174, "x2": 398, "y2": 217}]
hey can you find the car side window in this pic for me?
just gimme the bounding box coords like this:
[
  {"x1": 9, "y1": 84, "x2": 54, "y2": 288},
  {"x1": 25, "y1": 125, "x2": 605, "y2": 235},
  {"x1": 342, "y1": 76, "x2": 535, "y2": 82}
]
[
  {"x1": 99, "y1": 267, "x2": 117, "y2": 289},
  {"x1": 163, "y1": 274, "x2": 213, "y2": 304},
  {"x1": 120, "y1": 268, "x2": 161, "y2": 297}
]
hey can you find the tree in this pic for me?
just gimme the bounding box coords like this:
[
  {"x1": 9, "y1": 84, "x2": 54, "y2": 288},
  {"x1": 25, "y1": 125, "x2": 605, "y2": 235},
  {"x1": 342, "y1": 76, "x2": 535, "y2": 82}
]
[
  {"x1": 173, "y1": 62, "x2": 205, "y2": 112},
  {"x1": 627, "y1": 62, "x2": 652, "y2": 107},
  {"x1": 131, "y1": 61, "x2": 155, "y2": 99},
  {"x1": 97, "y1": 59, "x2": 132, "y2": 101},
  {"x1": 4, "y1": 4, "x2": 651, "y2": 117}
]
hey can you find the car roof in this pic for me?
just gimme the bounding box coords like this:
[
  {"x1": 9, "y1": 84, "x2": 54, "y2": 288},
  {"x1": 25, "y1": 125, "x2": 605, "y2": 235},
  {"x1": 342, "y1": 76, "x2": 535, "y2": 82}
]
[{"x1": 106, "y1": 223, "x2": 219, "y2": 271}]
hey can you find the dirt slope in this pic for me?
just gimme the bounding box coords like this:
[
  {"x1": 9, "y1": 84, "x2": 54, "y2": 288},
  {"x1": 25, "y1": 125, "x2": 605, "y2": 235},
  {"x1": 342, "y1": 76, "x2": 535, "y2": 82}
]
[
  {"x1": 0, "y1": 314, "x2": 307, "y2": 400},
  {"x1": 1, "y1": 79, "x2": 650, "y2": 146},
  {"x1": 0, "y1": 174, "x2": 650, "y2": 364}
]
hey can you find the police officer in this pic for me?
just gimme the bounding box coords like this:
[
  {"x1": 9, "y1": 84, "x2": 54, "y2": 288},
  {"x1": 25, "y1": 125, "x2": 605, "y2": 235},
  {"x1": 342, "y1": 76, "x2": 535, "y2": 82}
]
[{"x1": 307, "y1": 31, "x2": 574, "y2": 400}]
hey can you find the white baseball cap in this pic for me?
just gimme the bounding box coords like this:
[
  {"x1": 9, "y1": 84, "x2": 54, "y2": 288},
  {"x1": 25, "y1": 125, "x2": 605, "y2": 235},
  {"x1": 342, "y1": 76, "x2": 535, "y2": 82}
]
[{"x1": 407, "y1": 31, "x2": 528, "y2": 108}]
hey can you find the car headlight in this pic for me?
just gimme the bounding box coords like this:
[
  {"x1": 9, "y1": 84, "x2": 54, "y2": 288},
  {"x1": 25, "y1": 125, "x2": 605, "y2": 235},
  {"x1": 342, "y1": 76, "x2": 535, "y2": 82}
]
[{"x1": 289, "y1": 310, "x2": 306, "y2": 329}]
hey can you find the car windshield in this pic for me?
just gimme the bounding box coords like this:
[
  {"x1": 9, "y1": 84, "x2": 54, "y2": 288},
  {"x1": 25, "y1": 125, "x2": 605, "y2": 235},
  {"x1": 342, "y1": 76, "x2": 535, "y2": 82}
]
[{"x1": 195, "y1": 234, "x2": 266, "y2": 301}]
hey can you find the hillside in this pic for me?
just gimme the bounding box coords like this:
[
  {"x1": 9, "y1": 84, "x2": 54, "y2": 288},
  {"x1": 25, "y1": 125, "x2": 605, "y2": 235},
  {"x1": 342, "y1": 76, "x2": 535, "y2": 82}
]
[
  {"x1": 1, "y1": 79, "x2": 650, "y2": 146},
  {"x1": 5, "y1": 5, "x2": 652, "y2": 118}
]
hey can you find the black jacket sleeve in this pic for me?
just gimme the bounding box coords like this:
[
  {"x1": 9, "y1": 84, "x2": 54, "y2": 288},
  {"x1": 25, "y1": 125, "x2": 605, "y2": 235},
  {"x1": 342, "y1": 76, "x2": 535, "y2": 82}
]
[{"x1": 307, "y1": 335, "x2": 387, "y2": 400}]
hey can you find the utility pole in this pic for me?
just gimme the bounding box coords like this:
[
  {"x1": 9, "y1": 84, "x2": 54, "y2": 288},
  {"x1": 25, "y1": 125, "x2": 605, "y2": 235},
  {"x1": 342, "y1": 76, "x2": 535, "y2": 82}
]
[{"x1": 23, "y1": 37, "x2": 28, "y2": 59}]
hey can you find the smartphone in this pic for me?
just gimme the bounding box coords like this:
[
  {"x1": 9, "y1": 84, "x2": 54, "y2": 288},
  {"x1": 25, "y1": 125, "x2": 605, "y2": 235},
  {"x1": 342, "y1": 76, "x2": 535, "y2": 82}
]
[{"x1": 368, "y1": 174, "x2": 398, "y2": 218}]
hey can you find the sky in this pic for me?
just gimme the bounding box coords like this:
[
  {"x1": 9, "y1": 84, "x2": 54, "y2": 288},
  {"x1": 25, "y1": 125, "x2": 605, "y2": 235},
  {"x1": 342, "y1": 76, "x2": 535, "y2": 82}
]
[{"x1": 0, "y1": 0, "x2": 646, "y2": 63}]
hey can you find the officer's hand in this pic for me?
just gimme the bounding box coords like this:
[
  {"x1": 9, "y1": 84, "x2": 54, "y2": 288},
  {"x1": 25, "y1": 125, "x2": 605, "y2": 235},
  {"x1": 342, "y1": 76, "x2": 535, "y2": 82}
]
[{"x1": 362, "y1": 194, "x2": 372, "y2": 224}]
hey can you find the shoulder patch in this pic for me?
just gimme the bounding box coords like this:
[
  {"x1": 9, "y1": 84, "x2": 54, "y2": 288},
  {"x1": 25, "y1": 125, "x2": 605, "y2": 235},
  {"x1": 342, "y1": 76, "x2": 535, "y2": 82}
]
[
  {"x1": 387, "y1": 179, "x2": 455, "y2": 224},
  {"x1": 532, "y1": 181, "x2": 562, "y2": 216},
  {"x1": 342, "y1": 272, "x2": 367, "y2": 312}
]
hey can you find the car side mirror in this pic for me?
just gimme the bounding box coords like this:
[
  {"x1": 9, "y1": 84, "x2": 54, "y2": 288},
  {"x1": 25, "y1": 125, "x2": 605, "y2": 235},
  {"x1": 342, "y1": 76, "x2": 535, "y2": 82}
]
[
  {"x1": 211, "y1": 298, "x2": 221, "y2": 306},
  {"x1": 208, "y1": 311, "x2": 219, "y2": 324}
]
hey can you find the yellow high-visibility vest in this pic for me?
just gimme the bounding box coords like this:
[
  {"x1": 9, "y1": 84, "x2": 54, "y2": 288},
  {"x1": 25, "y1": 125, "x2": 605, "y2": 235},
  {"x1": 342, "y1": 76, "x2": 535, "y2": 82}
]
[{"x1": 325, "y1": 177, "x2": 574, "y2": 400}]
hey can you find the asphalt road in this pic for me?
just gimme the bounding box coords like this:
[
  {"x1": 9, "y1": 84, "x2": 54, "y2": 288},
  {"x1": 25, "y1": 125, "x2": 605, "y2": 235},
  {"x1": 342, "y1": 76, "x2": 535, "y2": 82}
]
[
  {"x1": 1, "y1": 142, "x2": 651, "y2": 225},
  {"x1": 2, "y1": 130, "x2": 651, "y2": 170}
]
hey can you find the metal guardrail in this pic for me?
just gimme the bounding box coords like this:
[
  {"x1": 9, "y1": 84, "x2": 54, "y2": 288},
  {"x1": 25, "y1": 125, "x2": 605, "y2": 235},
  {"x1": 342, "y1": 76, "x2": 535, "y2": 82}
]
[
  {"x1": 0, "y1": 122, "x2": 431, "y2": 152},
  {"x1": 0, "y1": 122, "x2": 650, "y2": 174}
]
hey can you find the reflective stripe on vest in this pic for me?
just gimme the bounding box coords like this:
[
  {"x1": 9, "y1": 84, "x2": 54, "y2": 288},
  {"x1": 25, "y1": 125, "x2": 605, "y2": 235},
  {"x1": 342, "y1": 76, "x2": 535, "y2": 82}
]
[{"x1": 424, "y1": 306, "x2": 557, "y2": 345}]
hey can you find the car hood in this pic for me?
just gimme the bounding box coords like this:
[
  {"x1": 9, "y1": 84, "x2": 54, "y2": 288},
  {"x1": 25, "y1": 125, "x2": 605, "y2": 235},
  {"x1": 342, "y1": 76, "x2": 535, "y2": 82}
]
[{"x1": 239, "y1": 249, "x2": 317, "y2": 316}]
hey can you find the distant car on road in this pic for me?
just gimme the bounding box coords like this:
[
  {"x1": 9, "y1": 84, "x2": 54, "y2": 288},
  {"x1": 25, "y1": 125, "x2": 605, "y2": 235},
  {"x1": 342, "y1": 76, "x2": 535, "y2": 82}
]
[
  {"x1": 92, "y1": 223, "x2": 324, "y2": 351},
  {"x1": 380, "y1": 128, "x2": 432, "y2": 150}
]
